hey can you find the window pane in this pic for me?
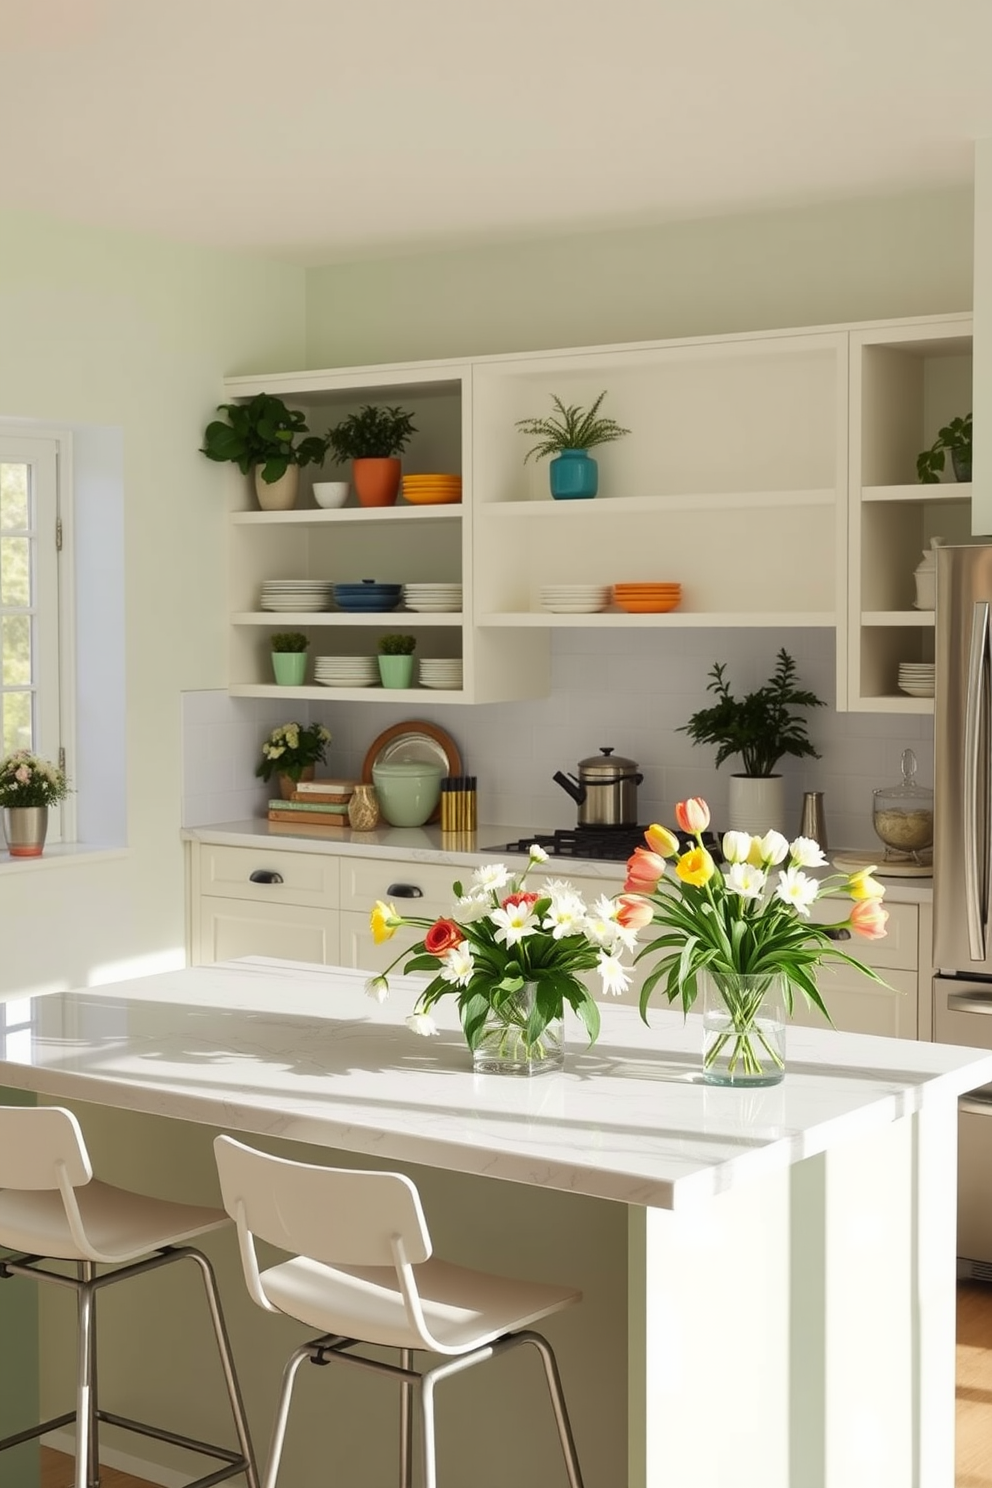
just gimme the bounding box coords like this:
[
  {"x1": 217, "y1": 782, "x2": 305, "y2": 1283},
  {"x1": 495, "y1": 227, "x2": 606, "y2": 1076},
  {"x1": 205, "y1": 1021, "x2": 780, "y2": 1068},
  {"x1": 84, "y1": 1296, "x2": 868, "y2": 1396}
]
[
  {"x1": 2, "y1": 690, "x2": 31, "y2": 753},
  {"x1": 0, "y1": 463, "x2": 28, "y2": 531},
  {"x1": 0, "y1": 535, "x2": 30, "y2": 606},
  {"x1": 1, "y1": 614, "x2": 30, "y2": 684}
]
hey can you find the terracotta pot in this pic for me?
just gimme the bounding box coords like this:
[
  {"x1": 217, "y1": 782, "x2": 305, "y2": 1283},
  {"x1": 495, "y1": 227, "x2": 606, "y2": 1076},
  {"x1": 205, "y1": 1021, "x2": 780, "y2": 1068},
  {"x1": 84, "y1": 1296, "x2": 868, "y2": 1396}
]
[
  {"x1": 254, "y1": 465, "x2": 299, "y2": 511},
  {"x1": 352, "y1": 458, "x2": 400, "y2": 507},
  {"x1": 277, "y1": 765, "x2": 315, "y2": 800}
]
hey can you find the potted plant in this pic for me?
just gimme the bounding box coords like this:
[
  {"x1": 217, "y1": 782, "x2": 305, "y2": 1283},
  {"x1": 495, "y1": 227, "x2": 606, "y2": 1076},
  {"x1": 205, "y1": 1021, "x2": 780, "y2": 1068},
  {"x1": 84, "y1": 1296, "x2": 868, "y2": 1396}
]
[
  {"x1": 377, "y1": 632, "x2": 417, "y2": 689},
  {"x1": 515, "y1": 390, "x2": 630, "y2": 500},
  {"x1": 677, "y1": 649, "x2": 825, "y2": 834},
  {"x1": 917, "y1": 412, "x2": 972, "y2": 483},
  {"x1": 270, "y1": 631, "x2": 309, "y2": 687},
  {"x1": 0, "y1": 750, "x2": 70, "y2": 858},
  {"x1": 255, "y1": 722, "x2": 332, "y2": 800},
  {"x1": 326, "y1": 405, "x2": 417, "y2": 508},
  {"x1": 200, "y1": 393, "x2": 331, "y2": 511}
]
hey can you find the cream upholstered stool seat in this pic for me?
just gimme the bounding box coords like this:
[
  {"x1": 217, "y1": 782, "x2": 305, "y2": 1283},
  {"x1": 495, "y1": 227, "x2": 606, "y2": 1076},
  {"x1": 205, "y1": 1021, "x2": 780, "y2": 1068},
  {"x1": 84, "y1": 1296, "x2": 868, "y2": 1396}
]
[
  {"x1": 0, "y1": 1105, "x2": 258, "y2": 1488},
  {"x1": 214, "y1": 1134, "x2": 585, "y2": 1488}
]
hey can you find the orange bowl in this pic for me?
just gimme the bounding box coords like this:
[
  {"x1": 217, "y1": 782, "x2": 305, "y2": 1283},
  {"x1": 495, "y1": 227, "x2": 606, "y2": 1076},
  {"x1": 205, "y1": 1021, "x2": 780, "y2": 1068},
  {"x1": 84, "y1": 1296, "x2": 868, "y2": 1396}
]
[
  {"x1": 614, "y1": 596, "x2": 681, "y2": 613},
  {"x1": 400, "y1": 488, "x2": 463, "y2": 506}
]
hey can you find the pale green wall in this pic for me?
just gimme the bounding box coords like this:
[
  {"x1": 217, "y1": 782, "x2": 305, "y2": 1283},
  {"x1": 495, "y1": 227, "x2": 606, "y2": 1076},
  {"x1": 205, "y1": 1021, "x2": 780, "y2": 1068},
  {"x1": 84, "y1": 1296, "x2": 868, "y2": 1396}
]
[
  {"x1": 0, "y1": 210, "x2": 305, "y2": 996},
  {"x1": 305, "y1": 187, "x2": 974, "y2": 366}
]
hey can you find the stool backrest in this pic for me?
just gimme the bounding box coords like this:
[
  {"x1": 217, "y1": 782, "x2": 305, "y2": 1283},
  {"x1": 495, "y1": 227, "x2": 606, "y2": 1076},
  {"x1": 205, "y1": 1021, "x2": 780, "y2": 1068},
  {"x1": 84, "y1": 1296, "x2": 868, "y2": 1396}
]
[
  {"x1": 0, "y1": 1105, "x2": 92, "y2": 1191},
  {"x1": 213, "y1": 1135, "x2": 432, "y2": 1269}
]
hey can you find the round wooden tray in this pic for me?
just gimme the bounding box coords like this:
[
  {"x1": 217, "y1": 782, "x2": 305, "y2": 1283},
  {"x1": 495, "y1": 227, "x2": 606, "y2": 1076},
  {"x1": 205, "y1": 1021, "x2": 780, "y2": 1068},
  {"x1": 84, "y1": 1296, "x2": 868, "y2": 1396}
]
[
  {"x1": 832, "y1": 849, "x2": 932, "y2": 879},
  {"x1": 361, "y1": 721, "x2": 463, "y2": 824}
]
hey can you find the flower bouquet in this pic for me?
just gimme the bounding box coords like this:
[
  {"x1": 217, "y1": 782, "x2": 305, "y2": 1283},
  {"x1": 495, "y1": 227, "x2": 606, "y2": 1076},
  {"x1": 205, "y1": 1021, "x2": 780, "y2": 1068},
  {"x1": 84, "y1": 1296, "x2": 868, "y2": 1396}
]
[
  {"x1": 255, "y1": 722, "x2": 332, "y2": 785},
  {"x1": 0, "y1": 751, "x2": 69, "y2": 807},
  {"x1": 368, "y1": 846, "x2": 638, "y2": 1074},
  {"x1": 623, "y1": 797, "x2": 889, "y2": 1085}
]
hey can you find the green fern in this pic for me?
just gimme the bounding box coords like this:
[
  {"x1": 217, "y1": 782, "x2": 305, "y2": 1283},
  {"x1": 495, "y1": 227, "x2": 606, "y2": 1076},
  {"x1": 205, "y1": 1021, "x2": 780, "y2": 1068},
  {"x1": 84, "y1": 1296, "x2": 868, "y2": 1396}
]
[{"x1": 516, "y1": 391, "x2": 630, "y2": 462}]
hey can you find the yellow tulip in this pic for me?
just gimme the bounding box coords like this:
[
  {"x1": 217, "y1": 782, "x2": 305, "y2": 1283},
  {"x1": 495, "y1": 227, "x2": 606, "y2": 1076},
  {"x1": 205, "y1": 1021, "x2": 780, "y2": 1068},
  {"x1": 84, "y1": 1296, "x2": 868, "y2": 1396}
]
[
  {"x1": 370, "y1": 900, "x2": 401, "y2": 944},
  {"x1": 675, "y1": 847, "x2": 716, "y2": 887},
  {"x1": 847, "y1": 868, "x2": 885, "y2": 901},
  {"x1": 645, "y1": 823, "x2": 680, "y2": 858}
]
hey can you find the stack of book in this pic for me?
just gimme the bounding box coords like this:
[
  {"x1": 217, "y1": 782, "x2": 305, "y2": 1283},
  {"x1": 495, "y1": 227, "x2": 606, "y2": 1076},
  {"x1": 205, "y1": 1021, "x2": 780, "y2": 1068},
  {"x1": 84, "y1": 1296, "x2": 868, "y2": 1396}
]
[{"x1": 267, "y1": 779, "x2": 356, "y2": 827}]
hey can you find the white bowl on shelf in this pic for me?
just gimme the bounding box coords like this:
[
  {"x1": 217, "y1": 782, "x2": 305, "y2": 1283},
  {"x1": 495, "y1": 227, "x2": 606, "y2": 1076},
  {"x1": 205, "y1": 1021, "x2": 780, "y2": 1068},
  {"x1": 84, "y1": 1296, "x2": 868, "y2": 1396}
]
[{"x1": 313, "y1": 482, "x2": 350, "y2": 509}]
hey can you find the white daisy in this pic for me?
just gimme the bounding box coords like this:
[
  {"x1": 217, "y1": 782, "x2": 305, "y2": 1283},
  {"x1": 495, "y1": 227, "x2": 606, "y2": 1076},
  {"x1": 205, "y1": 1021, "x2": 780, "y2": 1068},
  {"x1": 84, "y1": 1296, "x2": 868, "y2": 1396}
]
[
  {"x1": 789, "y1": 835, "x2": 829, "y2": 868},
  {"x1": 528, "y1": 844, "x2": 549, "y2": 863},
  {"x1": 542, "y1": 892, "x2": 587, "y2": 939},
  {"x1": 406, "y1": 1012, "x2": 439, "y2": 1037},
  {"x1": 454, "y1": 893, "x2": 492, "y2": 923},
  {"x1": 775, "y1": 866, "x2": 819, "y2": 916},
  {"x1": 726, "y1": 862, "x2": 767, "y2": 901},
  {"x1": 472, "y1": 862, "x2": 512, "y2": 893},
  {"x1": 598, "y1": 952, "x2": 632, "y2": 997},
  {"x1": 491, "y1": 902, "x2": 539, "y2": 947},
  {"x1": 440, "y1": 943, "x2": 475, "y2": 985}
]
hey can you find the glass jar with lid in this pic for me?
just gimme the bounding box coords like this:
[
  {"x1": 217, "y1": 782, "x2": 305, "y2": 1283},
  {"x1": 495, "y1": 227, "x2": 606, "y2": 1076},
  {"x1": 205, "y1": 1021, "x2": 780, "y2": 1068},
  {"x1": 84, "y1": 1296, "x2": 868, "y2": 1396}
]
[{"x1": 872, "y1": 748, "x2": 933, "y2": 862}]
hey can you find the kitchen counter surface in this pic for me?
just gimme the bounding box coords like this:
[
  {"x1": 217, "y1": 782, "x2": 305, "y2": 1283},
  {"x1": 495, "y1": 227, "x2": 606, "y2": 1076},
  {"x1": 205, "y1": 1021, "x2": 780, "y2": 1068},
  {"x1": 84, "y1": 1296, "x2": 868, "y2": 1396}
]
[
  {"x1": 182, "y1": 819, "x2": 935, "y2": 901},
  {"x1": 0, "y1": 955, "x2": 978, "y2": 1212}
]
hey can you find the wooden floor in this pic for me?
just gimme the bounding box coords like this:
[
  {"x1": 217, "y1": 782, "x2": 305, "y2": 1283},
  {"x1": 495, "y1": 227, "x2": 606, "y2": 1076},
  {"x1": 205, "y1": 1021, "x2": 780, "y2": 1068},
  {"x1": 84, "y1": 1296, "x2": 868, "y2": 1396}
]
[{"x1": 33, "y1": 1284, "x2": 992, "y2": 1487}]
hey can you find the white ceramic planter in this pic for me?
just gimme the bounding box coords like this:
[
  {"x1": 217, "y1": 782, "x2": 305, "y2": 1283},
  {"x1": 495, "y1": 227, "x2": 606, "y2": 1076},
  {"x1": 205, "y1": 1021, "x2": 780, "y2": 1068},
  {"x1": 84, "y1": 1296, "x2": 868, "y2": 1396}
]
[
  {"x1": 727, "y1": 775, "x2": 785, "y2": 836},
  {"x1": 253, "y1": 465, "x2": 299, "y2": 511}
]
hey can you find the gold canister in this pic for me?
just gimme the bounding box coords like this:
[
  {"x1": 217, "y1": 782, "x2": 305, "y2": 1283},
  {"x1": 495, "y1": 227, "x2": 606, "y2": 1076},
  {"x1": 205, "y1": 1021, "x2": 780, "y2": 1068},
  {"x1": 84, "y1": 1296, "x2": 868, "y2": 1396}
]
[{"x1": 348, "y1": 784, "x2": 380, "y2": 831}]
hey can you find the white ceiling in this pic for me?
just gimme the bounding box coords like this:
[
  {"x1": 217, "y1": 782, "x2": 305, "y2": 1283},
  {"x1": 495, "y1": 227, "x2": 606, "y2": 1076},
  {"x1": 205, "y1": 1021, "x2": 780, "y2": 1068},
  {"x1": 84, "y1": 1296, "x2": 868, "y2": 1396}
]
[{"x1": 2, "y1": 0, "x2": 990, "y2": 265}]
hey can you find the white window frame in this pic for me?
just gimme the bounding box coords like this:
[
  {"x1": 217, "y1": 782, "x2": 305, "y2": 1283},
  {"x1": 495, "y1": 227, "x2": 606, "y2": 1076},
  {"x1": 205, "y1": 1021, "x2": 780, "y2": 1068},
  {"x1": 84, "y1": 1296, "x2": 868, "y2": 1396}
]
[{"x1": 0, "y1": 429, "x2": 75, "y2": 843}]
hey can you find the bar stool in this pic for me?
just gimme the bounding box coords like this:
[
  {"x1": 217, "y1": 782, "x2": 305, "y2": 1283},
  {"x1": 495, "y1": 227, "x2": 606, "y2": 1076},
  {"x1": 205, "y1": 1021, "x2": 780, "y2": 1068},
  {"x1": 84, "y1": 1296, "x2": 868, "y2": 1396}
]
[
  {"x1": 0, "y1": 1105, "x2": 258, "y2": 1488},
  {"x1": 213, "y1": 1135, "x2": 585, "y2": 1488}
]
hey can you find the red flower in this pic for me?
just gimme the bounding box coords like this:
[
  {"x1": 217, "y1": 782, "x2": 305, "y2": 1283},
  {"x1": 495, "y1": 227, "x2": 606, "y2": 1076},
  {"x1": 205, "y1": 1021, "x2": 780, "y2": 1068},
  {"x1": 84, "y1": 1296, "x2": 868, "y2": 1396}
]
[
  {"x1": 623, "y1": 847, "x2": 667, "y2": 894},
  {"x1": 674, "y1": 797, "x2": 710, "y2": 834},
  {"x1": 423, "y1": 918, "x2": 464, "y2": 956},
  {"x1": 501, "y1": 891, "x2": 540, "y2": 912},
  {"x1": 848, "y1": 899, "x2": 888, "y2": 941}
]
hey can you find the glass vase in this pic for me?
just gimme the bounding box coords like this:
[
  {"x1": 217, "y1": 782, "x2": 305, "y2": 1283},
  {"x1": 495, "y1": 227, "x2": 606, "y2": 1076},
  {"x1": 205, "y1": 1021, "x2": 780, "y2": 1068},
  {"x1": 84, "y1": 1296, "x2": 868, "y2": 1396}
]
[
  {"x1": 700, "y1": 970, "x2": 787, "y2": 1087},
  {"x1": 472, "y1": 983, "x2": 565, "y2": 1076}
]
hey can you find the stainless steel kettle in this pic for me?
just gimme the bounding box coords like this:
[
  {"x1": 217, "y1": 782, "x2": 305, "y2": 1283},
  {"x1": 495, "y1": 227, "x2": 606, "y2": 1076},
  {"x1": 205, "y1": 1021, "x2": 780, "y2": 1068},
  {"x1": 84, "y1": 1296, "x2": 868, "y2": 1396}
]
[{"x1": 552, "y1": 747, "x2": 643, "y2": 827}]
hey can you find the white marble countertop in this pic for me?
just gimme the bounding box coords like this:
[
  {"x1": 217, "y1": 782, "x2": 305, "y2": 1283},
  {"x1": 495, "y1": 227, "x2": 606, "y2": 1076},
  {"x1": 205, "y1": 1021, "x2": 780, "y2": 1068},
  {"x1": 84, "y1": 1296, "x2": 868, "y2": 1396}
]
[
  {"x1": 0, "y1": 956, "x2": 979, "y2": 1211},
  {"x1": 182, "y1": 820, "x2": 935, "y2": 900}
]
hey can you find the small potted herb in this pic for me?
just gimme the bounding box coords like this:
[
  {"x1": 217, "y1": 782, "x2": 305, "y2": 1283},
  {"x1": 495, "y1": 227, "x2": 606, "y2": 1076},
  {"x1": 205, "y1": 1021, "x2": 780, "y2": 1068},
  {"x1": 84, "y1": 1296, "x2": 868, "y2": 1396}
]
[
  {"x1": 326, "y1": 405, "x2": 418, "y2": 508},
  {"x1": 516, "y1": 390, "x2": 630, "y2": 500},
  {"x1": 917, "y1": 412, "x2": 972, "y2": 484},
  {"x1": 270, "y1": 631, "x2": 309, "y2": 687},
  {"x1": 200, "y1": 392, "x2": 330, "y2": 511},
  {"x1": 678, "y1": 648, "x2": 825, "y2": 835},
  {"x1": 377, "y1": 633, "x2": 417, "y2": 689}
]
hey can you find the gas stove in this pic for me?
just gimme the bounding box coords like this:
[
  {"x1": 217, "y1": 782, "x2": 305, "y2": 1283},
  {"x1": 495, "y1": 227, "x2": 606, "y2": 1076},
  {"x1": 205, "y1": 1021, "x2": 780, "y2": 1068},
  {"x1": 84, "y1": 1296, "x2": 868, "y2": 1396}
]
[{"x1": 481, "y1": 826, "x2": 724, "y2": 863}]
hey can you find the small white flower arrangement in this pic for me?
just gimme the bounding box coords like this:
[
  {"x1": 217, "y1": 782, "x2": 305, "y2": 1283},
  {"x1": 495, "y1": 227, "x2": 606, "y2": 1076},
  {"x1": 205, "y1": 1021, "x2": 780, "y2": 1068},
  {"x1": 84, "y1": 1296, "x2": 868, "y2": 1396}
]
[
  {"x1": 255, "y1": 722, "x2": 331, "y2": 784},
  {"x1": 0, "y1": 750, "x2": 70, "y2": 808}
]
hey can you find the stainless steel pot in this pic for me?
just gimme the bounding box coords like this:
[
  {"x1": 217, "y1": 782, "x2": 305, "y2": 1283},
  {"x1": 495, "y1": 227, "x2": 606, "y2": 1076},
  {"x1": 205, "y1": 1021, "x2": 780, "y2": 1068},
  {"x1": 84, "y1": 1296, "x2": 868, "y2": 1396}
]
[{"x1": 552, "y1": 747, "x2": 643, "y2": 827}]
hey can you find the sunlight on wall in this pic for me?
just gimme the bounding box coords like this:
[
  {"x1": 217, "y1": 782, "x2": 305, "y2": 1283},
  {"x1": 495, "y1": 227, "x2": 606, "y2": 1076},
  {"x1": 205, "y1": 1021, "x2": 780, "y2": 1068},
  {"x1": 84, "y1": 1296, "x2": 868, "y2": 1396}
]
[{"x1": 87, "y1": 947, "x2": 185, "y2": 986}]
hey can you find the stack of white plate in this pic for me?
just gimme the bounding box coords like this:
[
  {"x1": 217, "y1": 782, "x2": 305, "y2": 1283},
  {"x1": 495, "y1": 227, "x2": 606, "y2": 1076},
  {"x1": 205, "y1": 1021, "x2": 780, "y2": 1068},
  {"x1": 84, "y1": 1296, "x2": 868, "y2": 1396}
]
[
  {"x1": 538, "y1": 584, "x2": 611, "y2": 614},
  {"x1": 314, "y1": 656, "x2": 378, "y2": 688},
  {"x1": 898, "y1": 662, "x2": 935, "y2": 698},
  {"x1": 419, "y1": 658, "x2": 464, "y2": 690},
  {"x1": 403, "y1": 583, "x2": 463, "y2": 613},
  {"x1": 260, "y1": 579, "x2": 334, "y2": 612}
]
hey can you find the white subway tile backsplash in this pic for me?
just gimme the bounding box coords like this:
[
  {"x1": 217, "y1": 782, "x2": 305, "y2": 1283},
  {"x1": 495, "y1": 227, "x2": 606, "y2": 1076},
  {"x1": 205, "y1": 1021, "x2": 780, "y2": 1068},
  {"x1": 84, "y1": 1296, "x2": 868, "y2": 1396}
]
[{"x1": 182, "y1": 629, "x2": 934, "y2": 851}]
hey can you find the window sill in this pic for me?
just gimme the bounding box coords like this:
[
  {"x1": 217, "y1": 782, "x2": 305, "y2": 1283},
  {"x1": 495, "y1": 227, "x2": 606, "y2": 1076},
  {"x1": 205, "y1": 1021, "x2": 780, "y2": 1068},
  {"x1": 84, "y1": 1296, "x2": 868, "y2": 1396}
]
[{"x1": 0, "y1": 844, "x2": 129, "y2": 875}]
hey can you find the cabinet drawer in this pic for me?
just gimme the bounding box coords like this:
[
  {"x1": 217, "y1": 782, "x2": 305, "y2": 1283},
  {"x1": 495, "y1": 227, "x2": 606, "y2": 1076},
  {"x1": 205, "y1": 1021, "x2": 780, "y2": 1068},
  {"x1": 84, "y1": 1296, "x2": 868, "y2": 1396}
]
[
  {"x1": 196, "y1": 844, "x2": 339, "y2": 908},
  {"x1": 790, "y1": 966, "x2": 918, "y2": 1040},
  {"x1": 197, "y1": 898, "x2": 340, "y2": 967},
  {"x1": 340, "y1": 857, "x2": 458, "y2": 917}
]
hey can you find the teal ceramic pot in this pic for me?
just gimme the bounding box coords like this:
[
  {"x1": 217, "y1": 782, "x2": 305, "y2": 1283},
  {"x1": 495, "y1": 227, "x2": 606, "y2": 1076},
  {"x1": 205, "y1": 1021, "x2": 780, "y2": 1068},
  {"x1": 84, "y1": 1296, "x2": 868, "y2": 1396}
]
[
  {"x1": 549, "y1": 449, "x2": 598, "y2": 500},
  {"x1": 371, "y1": 762, "x2": 444, "y2": 826}
]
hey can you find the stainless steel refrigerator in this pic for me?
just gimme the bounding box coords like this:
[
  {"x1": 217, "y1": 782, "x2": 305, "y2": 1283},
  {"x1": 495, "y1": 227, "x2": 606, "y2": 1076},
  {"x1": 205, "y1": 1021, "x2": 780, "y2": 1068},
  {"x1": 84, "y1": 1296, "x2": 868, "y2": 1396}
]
[{"x1": 933, "y1": 541, "x2": 992, "y2": 1270}]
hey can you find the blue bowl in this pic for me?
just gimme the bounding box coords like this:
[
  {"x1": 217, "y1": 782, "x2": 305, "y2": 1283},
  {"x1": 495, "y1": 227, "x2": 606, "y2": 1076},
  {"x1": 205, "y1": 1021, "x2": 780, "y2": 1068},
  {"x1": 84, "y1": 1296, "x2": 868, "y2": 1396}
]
[{"x1": 334, "y1": 594, "x2": 401, "y2": 612}]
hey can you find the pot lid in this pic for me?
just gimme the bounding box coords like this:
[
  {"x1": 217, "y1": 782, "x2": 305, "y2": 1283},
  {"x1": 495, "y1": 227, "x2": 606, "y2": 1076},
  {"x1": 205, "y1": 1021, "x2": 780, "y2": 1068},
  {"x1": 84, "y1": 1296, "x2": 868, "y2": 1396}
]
[{"x1": 577, "y1": 747, "x2": 640, "y2": 779}]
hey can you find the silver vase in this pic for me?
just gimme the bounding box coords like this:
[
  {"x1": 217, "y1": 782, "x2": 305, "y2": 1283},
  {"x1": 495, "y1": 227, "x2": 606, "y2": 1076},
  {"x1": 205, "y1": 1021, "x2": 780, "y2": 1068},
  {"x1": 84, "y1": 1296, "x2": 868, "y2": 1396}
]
[{"x1": 3, "y1": 806, "x2": 49, "y2": 857}]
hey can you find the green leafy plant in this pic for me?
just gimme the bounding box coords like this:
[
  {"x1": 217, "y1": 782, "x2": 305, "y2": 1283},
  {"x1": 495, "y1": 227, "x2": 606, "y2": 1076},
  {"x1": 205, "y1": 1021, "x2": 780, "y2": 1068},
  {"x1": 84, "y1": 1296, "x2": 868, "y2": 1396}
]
[
  {"x1": 327, "y1": 405, "x2": 417, "y2": 462},
  {"x1": 377, "y1": 633, "x2": 416, "y2": 655},
  {"x1": 255, "y1": 722, "x2": 332, "y2": 784},
  {"x1": 270, "y1": 632, "x2": 309, "y2": 653},
  {"x1": 0, "y1": 750, "x2": 70, "y2": 808},
  {"x1": 917, "y1": 412, "x2": 972, "y2": 483},
  {"x1": 200, "y1": 393, "x2": 330, "y2": 484},
  {"x1": 515, "y1": 391, "x2": 630, "y2": 462},
  {"x1": 678, "y1": 648, "x2": 825, "y2": 778}
]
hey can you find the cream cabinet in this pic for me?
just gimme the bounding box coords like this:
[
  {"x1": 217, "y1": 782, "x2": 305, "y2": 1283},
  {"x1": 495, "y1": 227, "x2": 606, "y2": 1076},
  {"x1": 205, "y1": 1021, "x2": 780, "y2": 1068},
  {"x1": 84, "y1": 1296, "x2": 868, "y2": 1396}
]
[
  {"x1": 789, "y1": 899, "x2": 920, "y2": 1039},
  {"x1": 189, "y1": 842, "x2": 341, "y2": 966}
]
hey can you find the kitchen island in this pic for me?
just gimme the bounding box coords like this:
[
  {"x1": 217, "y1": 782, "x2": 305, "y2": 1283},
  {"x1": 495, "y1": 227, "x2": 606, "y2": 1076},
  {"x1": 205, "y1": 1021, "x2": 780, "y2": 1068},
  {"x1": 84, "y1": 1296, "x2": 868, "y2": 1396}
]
[{"x1": 0, "y1": 956, "x2": 987, "y2": 1488}]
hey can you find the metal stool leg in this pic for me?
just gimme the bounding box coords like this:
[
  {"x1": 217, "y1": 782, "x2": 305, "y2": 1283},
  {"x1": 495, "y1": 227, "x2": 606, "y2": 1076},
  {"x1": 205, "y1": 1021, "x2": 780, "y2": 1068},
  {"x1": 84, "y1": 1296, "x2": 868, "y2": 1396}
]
[
  {"x1": 183, "y1": 1249, "x2": 259, "y2": 1488},
  {"x1": 399, "y1": 1348, "x2": 413, "y2": 1488},
  {"x1": 419, "y1": 1371, "x2": 438, "y2": 1488},
  {"x1": 524, "y1": 1333, "x2": 584, "y2": 1488},
  {"x1": 80, "y1": 1263, "x2": 100, "y2": 1488},
  {"x1": 74, "y1": 1277, "x2": 95, "y2": 1488},
  {"x1": 262, "y1": 1344, "x2": 311, "y2": 1488}
]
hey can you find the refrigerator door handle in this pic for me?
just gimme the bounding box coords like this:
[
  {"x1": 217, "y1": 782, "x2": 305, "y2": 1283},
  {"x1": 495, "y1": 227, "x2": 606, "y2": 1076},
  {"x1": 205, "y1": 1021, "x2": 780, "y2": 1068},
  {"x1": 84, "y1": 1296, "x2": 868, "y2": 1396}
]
[
  {"x1": 948, "y1": 991, "x2": 992, "y2": 1015},
  {"x1": 964, "y1": 601, "x2": 990, "y2": 961}
]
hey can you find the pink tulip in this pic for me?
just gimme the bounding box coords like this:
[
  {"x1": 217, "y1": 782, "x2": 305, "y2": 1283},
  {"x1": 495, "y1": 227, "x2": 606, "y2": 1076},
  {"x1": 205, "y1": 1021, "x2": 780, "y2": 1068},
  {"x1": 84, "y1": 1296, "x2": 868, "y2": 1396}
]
[
  {"x1": 675, "y1": 797, "x2": 710, "y2": 834},
  {"x1": 624, "y1": 848, "x2": 667, "y2": 894},
  {"x1": 616, "y1": 894, "x2": 654, "y2": 931},
  {"x1": 849, "y1": 899, "x2": 889, "y2": 941}
]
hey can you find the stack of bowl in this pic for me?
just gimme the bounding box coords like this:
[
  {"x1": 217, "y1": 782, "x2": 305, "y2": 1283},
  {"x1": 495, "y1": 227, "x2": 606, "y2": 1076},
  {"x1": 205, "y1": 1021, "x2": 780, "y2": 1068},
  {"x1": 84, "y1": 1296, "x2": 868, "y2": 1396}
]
[
  {"x1": 612, "y1": 582, "x2": 682, "y2": 614},
  {"x1": 314, "y1": 656, "x2": 379, "y2": 687},
  {"x1": 419, "y1": 658, "x2": 464, "y2": 690},
  {"x1": 332, "y1": 581, "x2": 402, "y2": 612},
  {"x1": 403, "y1": 582, "x2": 463, "y2": 612},
  {"x1": 400, "y1": 474, "x2": 462, "y2": 506},
  {"x1": 538, "y1": 584, "x2": 611, "y2": 613}
]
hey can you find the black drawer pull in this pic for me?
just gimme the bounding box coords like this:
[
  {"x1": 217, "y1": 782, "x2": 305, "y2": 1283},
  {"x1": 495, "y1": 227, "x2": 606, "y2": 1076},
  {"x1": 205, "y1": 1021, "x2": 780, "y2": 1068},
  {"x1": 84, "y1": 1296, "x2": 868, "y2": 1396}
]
[
  {"x1": 249, "y1": 869, "x2": 284, "y2": 885},
  {"x1": 824, "y1": 927, "x2": 851, "y2": 941},
  {"x1": 387, "y1": 882, "x2": 424, "y2": 898}
]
